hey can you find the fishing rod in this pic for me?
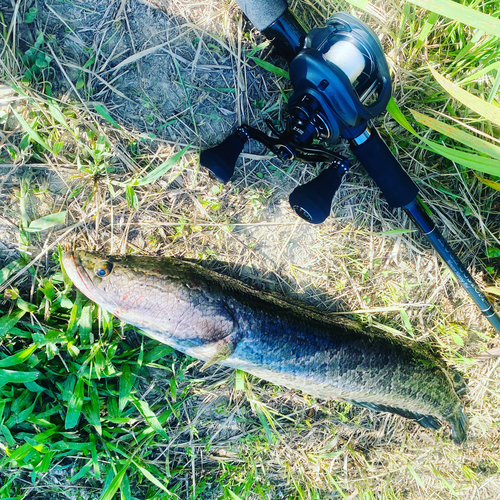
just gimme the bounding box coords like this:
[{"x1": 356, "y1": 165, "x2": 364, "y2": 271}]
[{"x1": 199, "y1": 0, "x2": 500, "y2": 334}]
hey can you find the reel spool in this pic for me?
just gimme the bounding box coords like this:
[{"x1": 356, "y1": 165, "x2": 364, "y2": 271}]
[{"x1": 288, "y1": 12, "x2": 392, "y2": 145}]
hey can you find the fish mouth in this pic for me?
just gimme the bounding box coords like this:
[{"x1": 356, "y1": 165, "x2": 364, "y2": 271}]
[{"x1": 62, "y1": 251, "x2": 104, "y2": 305}]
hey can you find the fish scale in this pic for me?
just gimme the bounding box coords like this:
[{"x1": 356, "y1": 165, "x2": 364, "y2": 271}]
[{"x1": 62, "y1": 251, "x2": 468, "y2": 444}]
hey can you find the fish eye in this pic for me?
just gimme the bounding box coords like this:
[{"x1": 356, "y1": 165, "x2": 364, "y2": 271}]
[{"x1": 94, "y1": 261, "x2": 113, "y2": 278}]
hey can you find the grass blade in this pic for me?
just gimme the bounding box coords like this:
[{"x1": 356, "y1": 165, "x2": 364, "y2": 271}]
[
  {"x1": 488, "y1": 67, "x2": 500, "y2": 103},
  {"x1": 0, "y1": 260, "x2": 26, "y2": 286},
  {"x1": 143, "y1": 344, "x2": 173, "y2": 364},
  {"x1": 119, "y1": 363, "x2": 134, "y2": 413},
  {"x1": 254, "y1": 403, "x2": 275, "y2": 444},
  {"x1": 0, "y1": 345, "x2": 37, "y2": 367},
  {"x1": 47, "y1": 100, "x2": 69, "y2": 129},
  {"x1": 131, "y1": 460, "x2": 172, "y2": 494},
  {"x1": 430, "y1": 68, "x2": 500, "y2": 127},
  {"x1": 173, "y1": 58, "x2": 198, "y2": 134},
  {"x1": 250, "y1": 57, "x2": 289, "y2": 79},
  {"x1": 387, "y1": 97, "x2": 418, "y2": 134},
  {"x1": 26, "y1": 211, "x2": 67, "y2": 232},
  {"x1": 114, "y1": 146, "x2": 189, "y2": 187},
  {"x1": 235, "y1": 369, "x2": 245, "y2": 391},
  {"x1": 120, "y1": 473, "x2": 131, "y2": 500},
  {"x1": 65, "y1": 377, "x2": 84, "y2": 429},
  {"x1": 94, "y1": 104, "x2": 121, "y2": 129},
  {"x1": 475, "y1": 174, "x2": 500, "y2": 191},
  {"x1": 130, "y1": 395, "x2": 168, "y2": 439},
  {"x1": 389, "y1": 98, "x2": 500, "y2": 175},
  {"x1": 411, "y1": 110, "x2": 500, "y2": 160},
  {"x1": 457, "y1": 61, "x2": 500, "y2": 86},
  {"x1": 0, "y1": 310, "x2": 26, "y2": 338},
  {"x1": 415, "y1": 12, "x2": 440, "y2": 50},
  {"x1": 0, "y1": 369, "x2": 39, "y2": 389},
  {"x1": 78, "y1": 305, "x2": 93, "y2": 345},
  {"x1": 69, "y1": 463, "x2": 92, "y2": 483},
  {"x1": 407, "y1": 0, "x2": 500, "y2": 37},
  {"x1": 423, "y1": 142, "x2": 500, "y2": 176},
  {"x1": 10, "y1": 107, "x2": 53, "y2": 153},
  {"x1": 135, "y1": 146, "x2": 189, "y2": 186},
  {"x1": 88, "y1": 381, "x2": 102, "y2": 436},
  {"x1": 100, "y1": 461, "x2": 130, "y2": 500},
  {"x1": 227, "y1": 491, "x2": 244, "y2": 500},
  {"x1": 125, "y1": 185, "x2": 138, "y2": 210}
]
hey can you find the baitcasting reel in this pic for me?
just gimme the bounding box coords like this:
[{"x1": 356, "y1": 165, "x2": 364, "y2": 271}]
[{"x1": 200, "y1": 12, "x2": 391, "y2": 224}]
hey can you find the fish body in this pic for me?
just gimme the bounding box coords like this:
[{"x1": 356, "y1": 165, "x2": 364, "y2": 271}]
[{"x1": 62, "y1": 251, "x2": 467, "y2": 443}]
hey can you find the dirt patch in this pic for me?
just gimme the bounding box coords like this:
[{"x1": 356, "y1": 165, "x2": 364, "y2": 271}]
[{"x1": 38, "y1": 0, "x2": 279, "y2": 148}]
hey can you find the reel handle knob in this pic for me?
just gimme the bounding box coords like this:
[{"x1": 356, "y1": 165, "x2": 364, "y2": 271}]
[
  {"x1": 289, "y1": 167, "x2": 344, "y2": 224},
  {"x1": 200, "y1": 129, "x2": 249, "y2": 183}
]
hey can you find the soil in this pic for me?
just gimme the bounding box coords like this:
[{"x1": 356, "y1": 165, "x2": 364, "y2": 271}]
[{"x1": 39, "y1": 0, "x2": 279, "y2": 148}]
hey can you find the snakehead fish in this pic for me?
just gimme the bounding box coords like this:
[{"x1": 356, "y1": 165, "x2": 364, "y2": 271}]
[{"x1": 62, "y1": 251, "x2": 467, "y2": 443}]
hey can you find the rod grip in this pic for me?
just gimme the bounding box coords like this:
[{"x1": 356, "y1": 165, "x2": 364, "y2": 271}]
[
  {"x1": 235, "y1": 0, "x2": 288, "y2": 31},
  {"x1": 350, "y1": 129, "x2": 418, "y2": 208}
]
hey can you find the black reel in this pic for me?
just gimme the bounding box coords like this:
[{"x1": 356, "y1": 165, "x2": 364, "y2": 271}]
[{"x1": 199, "y1": 13, "x2": 391, "y2": 224}]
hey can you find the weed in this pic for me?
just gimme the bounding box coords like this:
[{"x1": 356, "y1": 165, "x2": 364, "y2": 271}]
[{"x1": 21, "y1": 32, "x2": 52, "y2": 84}]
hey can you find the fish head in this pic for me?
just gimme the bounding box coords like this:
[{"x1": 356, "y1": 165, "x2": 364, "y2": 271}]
[
  {"x1": 62, "y1": 251, "x2": 150, "y2": 321},
  {"x1": 63, "y1": 251, "x2": 114, "y2": 306},
  {"x1": 62, "y1": 251, "x2": 235, "y2": 344}
]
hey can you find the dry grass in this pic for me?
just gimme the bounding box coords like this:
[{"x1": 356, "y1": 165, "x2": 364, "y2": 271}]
[{"x1": 1, "y1": 0, "x2": 500, "y2": 498}]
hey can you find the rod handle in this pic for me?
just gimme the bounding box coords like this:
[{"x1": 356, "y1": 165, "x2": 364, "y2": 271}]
[
  {"x1": 349, "y1": 128, "x2": 418, "y2": 208},
  {"x1": 235, "y1": 0, "x2": 288, "y2": 31}
]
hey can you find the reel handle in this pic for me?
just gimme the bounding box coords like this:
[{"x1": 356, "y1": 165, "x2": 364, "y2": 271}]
[
  {"x1": 200, "y1": 130, "x2": 249, "y2": 183},
  {"x1": 289, "y1": 166, "x2": 345, "y2": 224}
]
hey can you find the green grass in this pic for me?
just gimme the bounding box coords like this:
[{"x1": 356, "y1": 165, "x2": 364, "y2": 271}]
[
  {"x1": 0, "y1": 262, "x2": 189, "y2": 498},
  {"x1": 1, "y1": 0, "x2": 500, "y2": 498}
]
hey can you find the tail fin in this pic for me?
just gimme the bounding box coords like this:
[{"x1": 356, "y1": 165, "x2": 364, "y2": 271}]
[{"x1": 416, "y1": 414, "x2": 441, "y2": 431}]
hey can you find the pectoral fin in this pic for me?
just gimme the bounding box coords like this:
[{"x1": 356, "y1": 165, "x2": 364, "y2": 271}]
[{"x1": 200, "y1": 339, "x2": 237, "y2": 372}]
